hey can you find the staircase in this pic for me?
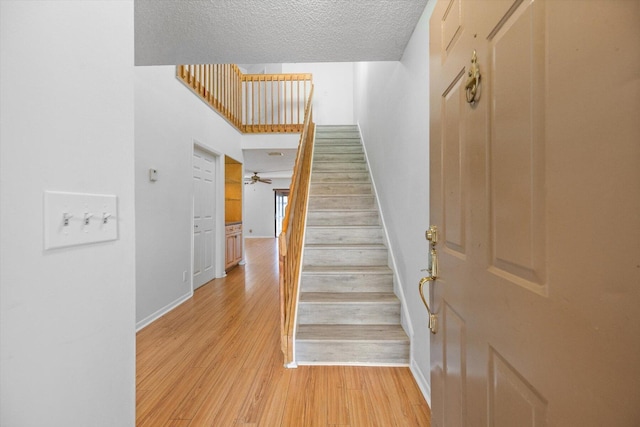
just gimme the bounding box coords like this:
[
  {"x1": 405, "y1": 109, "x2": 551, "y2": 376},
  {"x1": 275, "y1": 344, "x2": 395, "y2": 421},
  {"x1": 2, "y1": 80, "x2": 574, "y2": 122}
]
[{"x1": 295, "y1": 125, "x2": 410, "y2": 365}]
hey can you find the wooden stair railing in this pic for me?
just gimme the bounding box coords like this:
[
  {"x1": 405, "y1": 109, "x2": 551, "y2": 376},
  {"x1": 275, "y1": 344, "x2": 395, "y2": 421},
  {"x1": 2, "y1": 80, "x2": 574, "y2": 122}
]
[
  {"x1": 278, "y1": 86, "x2": 315, "y2": 366},
  {"x1": 178, "y1": 63, "x2": 315, "y2": 365},
  {"x1": 177, "y1": 64, "x2": 312, "y2": 134}
]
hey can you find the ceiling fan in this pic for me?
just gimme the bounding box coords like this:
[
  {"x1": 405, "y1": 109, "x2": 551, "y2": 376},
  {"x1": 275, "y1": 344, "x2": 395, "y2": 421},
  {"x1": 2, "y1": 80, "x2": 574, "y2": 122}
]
[{"x1": 245, "y1": 172, "x2": 272, "y2": 185}]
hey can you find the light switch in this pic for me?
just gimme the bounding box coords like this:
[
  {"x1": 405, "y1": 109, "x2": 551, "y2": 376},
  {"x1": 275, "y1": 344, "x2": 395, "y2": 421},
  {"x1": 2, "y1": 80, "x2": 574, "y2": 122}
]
[
  {"x1": 149, "y1": 168, "x2": 158, "y2": 182},
  {"x1": 44, "y1": 191, "x2": 118, "y2": 250}
]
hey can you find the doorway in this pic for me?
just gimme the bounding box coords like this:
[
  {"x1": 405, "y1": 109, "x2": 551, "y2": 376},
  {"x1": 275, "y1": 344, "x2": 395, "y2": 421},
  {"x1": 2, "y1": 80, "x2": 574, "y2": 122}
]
[
  {"x1": 274, "y1": 189, "x2": 289, "y2": 237},
  {"x1": 193, "y1": 146, "x2": 217, "y2": 289}
]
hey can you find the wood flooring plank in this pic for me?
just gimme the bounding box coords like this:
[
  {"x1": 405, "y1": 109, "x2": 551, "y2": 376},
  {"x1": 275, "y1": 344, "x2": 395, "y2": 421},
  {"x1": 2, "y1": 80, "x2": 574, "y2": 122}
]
[
  {"x1": 346, "y1": 389, "x2": 374, "y2": 427},
  {"x1": 326, "y1": 366, "x2": 350, "y2": 426},
  {"x1": 137, "y1": 366, "x2": 205, "y2": 427},
  {"x1": 254, "y1": 365, "x2": 292, "y2": 427},
  {"x1": 378, "y1": 367, "x2": 421, "y2": 426},
  {"x1": 235, "y1": 335, "x2": 286, "y2": 424},
  {"x1": 362, "y1": 367, "x2": 400, "y2": 427},
  {"x1": 342, "y1": 366, "x2": 366, "y2": 390},
  {"x1": 162, "y1": 420, "x2": 191, "y2": 427}
]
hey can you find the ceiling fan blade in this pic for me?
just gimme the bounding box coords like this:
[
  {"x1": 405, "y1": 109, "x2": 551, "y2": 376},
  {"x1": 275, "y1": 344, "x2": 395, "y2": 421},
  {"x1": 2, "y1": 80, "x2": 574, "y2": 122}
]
[{"x1": 259, "y1": 178, "x2": 272, "y2": 184}]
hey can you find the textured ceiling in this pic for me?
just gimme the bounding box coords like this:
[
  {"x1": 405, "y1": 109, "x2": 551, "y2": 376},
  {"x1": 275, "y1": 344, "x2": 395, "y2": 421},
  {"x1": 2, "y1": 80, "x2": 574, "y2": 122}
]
[{"x1": 135, "y1": 0, "x2": 429, "y2": 66}]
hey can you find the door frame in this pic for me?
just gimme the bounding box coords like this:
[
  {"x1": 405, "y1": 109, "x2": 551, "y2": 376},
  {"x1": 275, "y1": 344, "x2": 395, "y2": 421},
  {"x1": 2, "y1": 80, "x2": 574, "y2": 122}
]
[
  {"x1": 273, "y1": 188, "x2": 289, "y2": 237},
  {"x1": 191, "y1": 141, "x2": 226, "y2": 291}
]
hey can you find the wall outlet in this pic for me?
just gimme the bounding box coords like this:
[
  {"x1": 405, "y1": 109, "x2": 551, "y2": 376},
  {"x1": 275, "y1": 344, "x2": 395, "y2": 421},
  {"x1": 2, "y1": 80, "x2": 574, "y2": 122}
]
[{"x1": 182, "y1": 271, "x2": 187, "y2": 282}]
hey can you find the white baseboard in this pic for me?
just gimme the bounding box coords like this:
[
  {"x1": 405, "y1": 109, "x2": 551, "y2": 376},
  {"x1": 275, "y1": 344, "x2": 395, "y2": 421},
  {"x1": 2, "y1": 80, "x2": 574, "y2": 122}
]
[
  {"x1": 410, "y1": 358, "x2": 432, "y2": 408},
  {"x1": 135, "y1": 291, "x2": 192, "y2": 332}
]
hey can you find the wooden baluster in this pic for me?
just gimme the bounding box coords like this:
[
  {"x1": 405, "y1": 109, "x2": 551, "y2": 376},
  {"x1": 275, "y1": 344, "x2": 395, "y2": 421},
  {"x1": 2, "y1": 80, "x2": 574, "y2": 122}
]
[
  {"x1": 227, "y1": 66, "x2": 231, "y2": 120},
  {"x1": 208, "y1": 64, "x2": 215, "y2": 105},
  {"x1": 244, "y1": 78, "x2": 249, "y2": 131},
  {"x1": 271, "y1": 77, "x2": 275, "y2": 132},
  {"x1": 278, "y1": 77, "x2": 282, "y2": 132},
  {"x1": 297, "y1": 78, "x2": 301, "y2": 126},
  {"x1": 257, "y1": 76, "x2": 262, "y2": 131}
]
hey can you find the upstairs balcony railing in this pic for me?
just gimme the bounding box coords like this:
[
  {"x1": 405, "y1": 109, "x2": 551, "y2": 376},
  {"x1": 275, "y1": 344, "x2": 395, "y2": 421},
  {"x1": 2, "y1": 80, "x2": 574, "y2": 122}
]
[{"x1": 177, "y1": 64, "x2": 312, "y2": 134}]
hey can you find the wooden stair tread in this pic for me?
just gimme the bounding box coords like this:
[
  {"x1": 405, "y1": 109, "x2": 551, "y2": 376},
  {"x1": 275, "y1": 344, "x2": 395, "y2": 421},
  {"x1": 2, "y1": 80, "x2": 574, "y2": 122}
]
[
  {"x1": 302, "y1": 265, "x2": 392, "y2": 274},
  {"x1": 304, "y1": 243, "x2": 386, "y2": 249},
  {"x1": 307, "y1": 207, "x2": 377, "y2": 212},
  {"x1": 297, "y1": 324, "x2": 408, "y2": 342},
  {"x1": 300, "y1": 292, "x2": 399, "y2": 303},
  {"x1": 309, "y1": 194, "x2": 374, "y2": 199},
  {"x1": 305, "y1": 225, "x2": 382, "y2": 230}
]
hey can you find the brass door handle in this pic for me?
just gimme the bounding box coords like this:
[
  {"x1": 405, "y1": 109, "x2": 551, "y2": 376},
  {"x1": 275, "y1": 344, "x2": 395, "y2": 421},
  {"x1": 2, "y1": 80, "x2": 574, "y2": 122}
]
[
  {"x1": 419, "y1": 276, "x2": 438, "y2": 334},
  {"x1": 420, "y1": 225, "x2": 440, "y2": 334}
]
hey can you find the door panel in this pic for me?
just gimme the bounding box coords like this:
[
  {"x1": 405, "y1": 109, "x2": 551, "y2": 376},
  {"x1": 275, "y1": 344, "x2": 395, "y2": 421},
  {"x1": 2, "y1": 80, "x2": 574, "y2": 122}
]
[
  {"x1": 442, "y1": 70, "x2": 467, "y2": 256},
  {"x1": 488, "y1": 347, "x2": 547, "y2": 427},
  {"x1": 488, "y1": 0, "x2": 547, "y2": 293},
  {"x1": 429, "y1": 0, "x2": 640, "y2": 426},
  {"x1": 441, "y1": 0, "x2": 464, "y2": 56},
  {"x1": 443, "y1": 302, "x2": 467, "y2": 427}
]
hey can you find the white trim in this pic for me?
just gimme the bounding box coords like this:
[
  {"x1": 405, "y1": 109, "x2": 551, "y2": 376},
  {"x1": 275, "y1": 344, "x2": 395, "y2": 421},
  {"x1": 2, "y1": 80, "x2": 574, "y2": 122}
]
[
  {"x1": 297, "y1": 361, "x2": 410, "y2": 367},
  {"x1": 192, "y1": 141, "x2": 226, "y2": 283},
  {"x1": 136, "y1": 292, "x2": 192, "y2": 332},
  {"x1": 357, "y1": 123, "x2": 415, "y2": 342},
  {"x1": 411, "y1": 358, "x2": 432, "y2": 408}
]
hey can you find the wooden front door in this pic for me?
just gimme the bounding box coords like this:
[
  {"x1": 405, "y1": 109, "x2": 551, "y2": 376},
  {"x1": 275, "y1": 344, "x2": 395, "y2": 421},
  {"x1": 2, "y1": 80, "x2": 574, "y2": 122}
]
[{"x1": 428, "y1": 0, "x2": 640, "y2": 425}]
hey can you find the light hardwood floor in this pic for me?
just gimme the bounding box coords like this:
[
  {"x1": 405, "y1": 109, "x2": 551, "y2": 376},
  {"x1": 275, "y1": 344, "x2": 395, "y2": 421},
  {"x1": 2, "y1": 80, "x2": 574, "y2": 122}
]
[{"x1": 136, "y1": 238, "x2": 431, "y2": 426}]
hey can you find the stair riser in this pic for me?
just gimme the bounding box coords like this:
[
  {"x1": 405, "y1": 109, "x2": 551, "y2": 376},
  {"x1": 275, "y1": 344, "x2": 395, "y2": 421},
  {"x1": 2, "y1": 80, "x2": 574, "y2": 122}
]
[
  {"x1": 311, "y1": 172, "x2": 370, "y2": 183},
  {"x1": 305, "y1": 228, "x2": 383, "y2": 245},
  {"x1": 312, "y1": 162, "x2": 367, "y2": 172},
  {"x1": 313, "y1": 153, "x2": 365, "y2": 162},
  {"x1": 315, "y1": 142, "x2": 362, "y2": 147},
  {"x1": 315, "y1": 132, "x2": 361, "y2": 139},
  {"x1": 303, "y1": 248, "x2": 388, "y2": 267},
  {"x1": 306, "y1": 211, "x2": 380, "y2": 226},
  {"x1": 308, "y1": 196, "x2": 375, "y2": 210},
  {"x1": 301, "y1": 273, "x2": 393, "y2": 293},
  {"x1": 316, "y1": 125, "x2": 358, "y2": 132},
  {"x1": 296, "y1": 341, "x2": 409, "y2": 365},
  {"x1": 314, "y1": 145, "x2": 363, "y2": 154},
  {"x1": 310, "y1": 183, "x2": 372, "y2": 195},
  {"x1": 298, "y1": 302, "x2": 400, "y2": 324}
]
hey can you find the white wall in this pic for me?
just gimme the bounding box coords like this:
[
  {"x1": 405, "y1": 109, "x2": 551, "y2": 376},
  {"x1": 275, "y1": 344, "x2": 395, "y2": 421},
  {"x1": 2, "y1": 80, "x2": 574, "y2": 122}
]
[
  {"x1": 0, "y1": 2, "x2": 136, "y2": 426},
  {"x1": 135, "y1": 66, "x2": 244, "y2": 327},
  {"x1": 244, "y1": 178, "x2": 291, "y2": 238},
  {"x1": 353, "y1": 1, "x2": 436, "y2": 401},
  {"x1": 282, "y1": 62, "x2": 355, "y2": 125}
]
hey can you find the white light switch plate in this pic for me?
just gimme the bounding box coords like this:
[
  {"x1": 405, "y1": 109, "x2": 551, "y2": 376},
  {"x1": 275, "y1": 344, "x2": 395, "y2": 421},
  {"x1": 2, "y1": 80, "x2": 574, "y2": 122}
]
[{"x1": 44, "y1": 191, "x2": 118, "y2": 250}]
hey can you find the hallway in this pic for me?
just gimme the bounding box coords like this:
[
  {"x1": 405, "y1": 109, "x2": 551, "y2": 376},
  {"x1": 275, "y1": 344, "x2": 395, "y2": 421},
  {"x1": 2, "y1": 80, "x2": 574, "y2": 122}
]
[{"x1": 136, "y1": 238, "x2": 431, "y2": 426}]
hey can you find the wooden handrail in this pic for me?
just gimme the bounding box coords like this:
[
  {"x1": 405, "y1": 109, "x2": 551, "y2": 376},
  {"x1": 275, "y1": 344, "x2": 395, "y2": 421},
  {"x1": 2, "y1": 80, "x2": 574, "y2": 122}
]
[
  {"x1": 278, "y1": 86, "x2": 315, "y2": 365},
  {"x1": 177, "y1": 65, "x2": 312, "y2": 134}
]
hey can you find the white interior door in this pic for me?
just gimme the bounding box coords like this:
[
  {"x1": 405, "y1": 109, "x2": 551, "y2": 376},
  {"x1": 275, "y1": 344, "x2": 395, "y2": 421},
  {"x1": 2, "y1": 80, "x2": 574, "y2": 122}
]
[
  {"x1": 428, "y1": 0, "x2": 640, "y2": 425},
  {"x1": 193, "y1": 147, "x2": 216, "y2": 289}
]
